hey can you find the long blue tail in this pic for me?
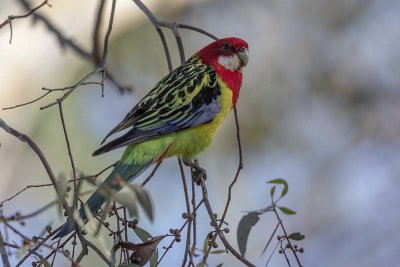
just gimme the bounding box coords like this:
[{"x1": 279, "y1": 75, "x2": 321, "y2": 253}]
[{"x1": 53, "y1": 161, "x2": 151, "y2": 239}]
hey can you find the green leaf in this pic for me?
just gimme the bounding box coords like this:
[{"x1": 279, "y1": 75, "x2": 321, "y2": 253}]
[
  {"x1": 270, "y1": 186, "x2": 276, "y2": 199},
  {"x1": 134, "y1": 227, "x2": 153, "y2": 242},
  {"x1": 267, "y1": 179, "x2": 288, "y2": 198},
  {"x1": 288, "y1": 232, "x2": 305, "y2": 241},
  {"x1": 278, "y1": 206, "x2": 296, "y2": 215},
  {"x1": 211, "y1": 250, "x2": 226, "y2": 254},
  {"x1": 203, "y1": 236, "x2": 209, "y2": 254},
  {"x1": 237, "y1": 212, "x2": 260, "y2": 256}
]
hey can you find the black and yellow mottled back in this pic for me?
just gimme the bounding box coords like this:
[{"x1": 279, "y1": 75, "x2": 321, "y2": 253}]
[{"x1": 92, "y1": 57, "x2": 222, "y2": 156}]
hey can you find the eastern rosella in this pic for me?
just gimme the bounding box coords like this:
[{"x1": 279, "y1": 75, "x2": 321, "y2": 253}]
[{"x1": 54, "y1": 37, "x2": 249, "y2": 238}]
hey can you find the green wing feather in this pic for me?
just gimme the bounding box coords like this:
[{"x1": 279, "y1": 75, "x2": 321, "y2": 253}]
[{"x1": 93, "y1": 57, "x2": 222, "y2": 156}]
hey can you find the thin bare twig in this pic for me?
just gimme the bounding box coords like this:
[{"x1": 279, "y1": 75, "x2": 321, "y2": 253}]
[
  {"x1": 58, "y1": 102, "x2": 78, "y2": 198},
  {"x1": 141, "y1": 160, "x2": 163, "y2": 186},
  {"x1": 0, "y1": 0, "x2": 50, "y2": 44},
  {"x1": 41, "y1": 68, "x2": 103, "y2": 110},
  {"x1": 92, "y1": 0, "x2": 107, "y2": 65},
  {"x1": 178, "y1": 157, "x2": 192, "y2": 267},
  {"x1": 157, "y1": 200, "x2": 203, "y2": 265},
  {"x1": 15, "y1": 0, "x2": 131, "y2": 93},
  {"x1": 0, "y1": 118, "x2": 66, "y2": 206},
  {"x1": 2, "y1": 201, "x2": 56, "y2": 222},
  {"x1": 100, "y1": 0, "x2": 117, "y2": 97},
  {"x1": 131, "y1": 0, "x2": 173, "y2": 72}
]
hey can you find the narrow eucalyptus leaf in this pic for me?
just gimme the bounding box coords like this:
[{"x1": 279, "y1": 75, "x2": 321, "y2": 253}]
[
  {"x1": 270, "y1": 186, "x2": 276, "y2": 199},
  {"x1": 278, "y1": 206, "x2": 296, "y2": 215},
  {"x1": 261, "y1": 222, "x2": 279, "y2": 256}
]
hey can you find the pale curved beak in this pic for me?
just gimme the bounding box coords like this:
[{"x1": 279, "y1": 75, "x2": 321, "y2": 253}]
[{"x1": 238, "y1": 47, "x2": 249, "y2": 67}]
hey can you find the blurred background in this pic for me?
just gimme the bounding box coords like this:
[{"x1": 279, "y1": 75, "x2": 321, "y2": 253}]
[{"x1": 1, "y1": 0, "x2": 400, "y2": 266}]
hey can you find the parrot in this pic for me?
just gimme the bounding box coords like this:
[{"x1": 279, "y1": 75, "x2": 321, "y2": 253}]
[{"x1": 53, "y1": 37, "x2": 249, "y2": 239}]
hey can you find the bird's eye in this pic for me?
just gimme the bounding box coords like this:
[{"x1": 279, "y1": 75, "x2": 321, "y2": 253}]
[
  {"x1": 221, "y1": 43, "x2": 231, "y2": 50},
  {"x1": 239, "y1": 47, "x2": 246, "y2": 52}
]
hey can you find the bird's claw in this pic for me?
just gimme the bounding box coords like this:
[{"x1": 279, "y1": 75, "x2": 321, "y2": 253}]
[
  {"x1": 183, "y1": 160, "x2": 207, "y2": 185},
  {"x1": 192, "y1": 165, "x2": 207, "y2": 185}
]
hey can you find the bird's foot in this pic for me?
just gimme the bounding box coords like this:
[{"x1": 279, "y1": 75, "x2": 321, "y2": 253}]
[{"x1": 183, "y1": 159, "x2": 207, "y2": 185}]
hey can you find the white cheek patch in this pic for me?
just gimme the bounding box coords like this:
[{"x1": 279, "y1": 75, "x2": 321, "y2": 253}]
[{"x1": 217, "y1": 54, "x2": 241, "y2": 71}]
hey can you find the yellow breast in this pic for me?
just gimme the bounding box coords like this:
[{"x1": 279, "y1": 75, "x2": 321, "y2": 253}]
[{"x1": 166, "y1": 80, "x2": 233, "y2": 160}]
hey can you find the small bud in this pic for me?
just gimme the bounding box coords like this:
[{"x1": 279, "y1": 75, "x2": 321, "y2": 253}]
[
  {"x1": 299, "y1": 248, "x2": 304, "y2": 253},
  {"x1": 169, "y1": 229, "x2": 174, "y2": 234},
  {"x1": 32, "y1": 236, "x2": 38, "y2": 242},
  {"x1": 223, "y1": 228, "x2": 230, "y2": 233},
  {"x1": 82, "y1": 230, "x2": 87, "y2": 235},
  {"x1": 104, "y1": 222, "x2": 110, "y2": 227},
  {"x1": 71, "y1": 240, "x2": 77, "y2": 246},
  {"x1": 278, "y1": 249, "x2": 283, "y2": 254},
  {"x1": 128, "y1": 222, "x2": 134, "y2": 228},
  {"x1": 213, "y1": 213, "x2": 218, "y2": 219},
  {"x1": 63, "y1": 250, "x2": 70, "y2": 257},
  {"x1": 181, "y1": 212, "x2": 188, "y2": 219},
  {"x1": 32, "y1": 262, "x2": 37, "y2": 267},
  {"x1": 175, "y1": 236, "x2": 181, "y2": 242},
  {"x1": 45, "y1": 226, "x2": 52, "y2": 233},
  {"x1": 133, "y1": 218, "x2": 139, "y2": 224},
  {"x1": 20, "y1": 221, "x2": 26, "y2": 226},
  {"x1": 212, "y1": 242, "x2": 218, "y2": 248}
]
